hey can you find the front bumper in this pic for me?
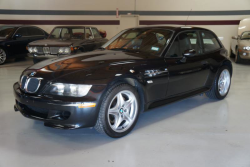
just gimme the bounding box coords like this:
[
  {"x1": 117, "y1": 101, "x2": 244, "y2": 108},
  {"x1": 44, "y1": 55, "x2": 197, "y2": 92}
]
[
  {"x1": 13, "y1": 82, "x2": 100, "y2": 129},
  {"x1": 239, "y1": 50, "x2": 250, "y2": 60}
]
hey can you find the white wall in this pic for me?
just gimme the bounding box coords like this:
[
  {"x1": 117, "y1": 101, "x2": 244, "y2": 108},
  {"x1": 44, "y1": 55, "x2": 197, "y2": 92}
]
[{"x1": 1, "y1": 0, "x2": 250, "y2": 51}]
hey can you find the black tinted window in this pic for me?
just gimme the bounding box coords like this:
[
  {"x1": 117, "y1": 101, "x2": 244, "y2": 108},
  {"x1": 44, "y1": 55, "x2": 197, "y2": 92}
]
[
  {"x1": 201, "y1": 31, "x2": 221, "y2": 52},
  {"x1": 92, "y1": 28, "x2": 101, "y2": 38},
  {"x1": 16, "y1": 28, "x2": 28, "y2": 36},
  {"x1": 28, "y1": 27, "x2": 44, "y2": 36},
  {"x1": 166, "y1": 31, "x2": 202, "y2": 58}
]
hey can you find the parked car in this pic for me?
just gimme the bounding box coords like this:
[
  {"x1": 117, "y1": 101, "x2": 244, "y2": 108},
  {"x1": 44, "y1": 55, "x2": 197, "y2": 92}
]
[
  {"x1": 13, "y1": 26, "x2": 232, "y2": 138},
  {"x1": 0, "y1": 25, "x2": 48, "y2": 65},
  {"x1": 230, "y1": 18, "x2": 250, "y2": 63},
  {"x1": 27, "y1": 26, "x2": 108, "y2": 63}
]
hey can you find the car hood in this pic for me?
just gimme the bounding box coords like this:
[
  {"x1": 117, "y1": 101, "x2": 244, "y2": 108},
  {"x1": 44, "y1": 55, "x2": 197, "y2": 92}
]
[
  {"x1": 24, "y1": 50, "x2": 155, "y2": 82},
  {"x1": 239, "y1": 40, "x2": 250, "y2": 47},
  {"x1": 28, "y1": 39, "x2": 74, "y2": 47}
]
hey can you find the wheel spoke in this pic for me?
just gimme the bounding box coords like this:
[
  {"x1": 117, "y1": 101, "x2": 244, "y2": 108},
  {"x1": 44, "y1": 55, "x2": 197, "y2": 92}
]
[
  {"x1": 124, "y1": 112, "x2": 132, "y2": 124},
  {"x1": 117, "y1": 93, "x2": 125, "y2": 109},
  {"x1": 114, "y1": 114, "x2": 123, "y2": 129}
]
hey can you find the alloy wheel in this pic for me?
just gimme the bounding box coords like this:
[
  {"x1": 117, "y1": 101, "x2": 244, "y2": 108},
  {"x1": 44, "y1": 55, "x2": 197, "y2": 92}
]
[
  {"x1": 218, "y1": 69, "x2": 231, "y2": 96},
  {"x1": 0, "y1": 49, "x2": 6, "y2": 64},
  {"x1": 108, "y1": 90, "x2": 138, "y2": 133}
]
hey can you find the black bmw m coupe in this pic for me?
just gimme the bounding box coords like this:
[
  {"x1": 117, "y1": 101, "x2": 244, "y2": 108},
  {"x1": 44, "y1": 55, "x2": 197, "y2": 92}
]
[{"x1": 13, "y1": 26, "x2": 232, "y2": 138}]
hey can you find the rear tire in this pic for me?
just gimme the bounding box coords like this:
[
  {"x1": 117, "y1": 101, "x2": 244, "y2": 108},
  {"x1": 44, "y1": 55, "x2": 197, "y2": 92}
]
[
  {"x1": 0, "y1": 48, "x2": 7, "y2": 65},
  {"x1": 206, "y1": 66, "x2": 231, "y2": 100},
  {"x1": 95, "y1": 83, "x2": 140, "y2": 138}
]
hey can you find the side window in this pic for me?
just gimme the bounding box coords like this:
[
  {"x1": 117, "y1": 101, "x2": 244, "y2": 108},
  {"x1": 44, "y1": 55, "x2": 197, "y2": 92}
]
[
  {"x1": 61, "y1": 28, "x2": 69, "y2": 38},
  {"x1": 91, "y1": 28, "x2": 102, "y2": 38},
  {"x1": 166, "y1": 31, "x2": 202, "y2": 58},
  {"x1": 72, "y1": 28, "x2": 84, "y2": 39},
  {"x1": 201, "y1": 31, "x2": 221, "y2": 52},
  {"x1": 51, "y1": 28, "x2": 61, "y2": 39},
  {"x1": 27, "y1": 27, "x2": 44, "y2": 36},
  {"x1": 85, "y1": 28, "x2": 92, "y2": 39},
  {"x1": 16, "y1": 28, "x2": 28, "y2": 36}
]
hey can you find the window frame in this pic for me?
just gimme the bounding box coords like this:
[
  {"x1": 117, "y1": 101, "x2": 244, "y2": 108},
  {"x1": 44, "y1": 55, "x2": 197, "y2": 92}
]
[{"x1": 85, "y1": 27, "x2": 93, "y2": 39}]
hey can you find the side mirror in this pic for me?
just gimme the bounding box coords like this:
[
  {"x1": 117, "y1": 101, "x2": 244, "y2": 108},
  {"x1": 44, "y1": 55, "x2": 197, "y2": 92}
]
[
  {"x1": 183, "y1": 49, "x2": 196, "y2": 57},
  {"x1": 14, "y1": 34, "x2": 22, "y2": 39},
  {"x1": 232, "y1": 36, "x2": 238, "y2": 40},
  {"x1": 89, "y1": 35, "x2": 94, "y2": 39}
]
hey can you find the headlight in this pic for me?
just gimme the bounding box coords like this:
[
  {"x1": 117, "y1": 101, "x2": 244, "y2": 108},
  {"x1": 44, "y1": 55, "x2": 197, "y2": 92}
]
[
  {"x1": 28, "y1": 47, "x2": 38, "y2": 53},
  {"x1": 243, "y1": 46, "x2": 250, "y2": 51},
  {"x1": 58, "y1": 47, "x2": 71, "y2": 54},
  {"x1": 33, "y1": 47, "x2": 38, "y2": 53},
  {"x1": 28, "y1": 47, "x2": 33, "y2": 53},
  {"x1": 47, "y1": 83, "x2": 92, "y2": 97}
]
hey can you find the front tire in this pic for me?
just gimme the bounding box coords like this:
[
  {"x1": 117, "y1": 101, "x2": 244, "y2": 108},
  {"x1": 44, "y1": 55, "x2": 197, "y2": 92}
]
[
  {"x1": 0, "y1": 48, "x2": 7, "y2": 65},
  {"x1": 95, "y1": 83, "x2": 140, "y2": 138},
  {"x1": 206, "y1": 66, "x2": 231, "y2": 100}
]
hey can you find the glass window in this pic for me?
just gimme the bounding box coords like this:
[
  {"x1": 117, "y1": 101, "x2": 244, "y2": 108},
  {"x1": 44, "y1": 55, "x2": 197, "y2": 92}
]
[
  {"x1": 27, "y1": 27, "x2": 44, "y2": 36},
  {"x1": 201, "y1": 31, "x2": 221, "y2": 52},
  {"x1": 92, "y1": 28, "x2": 101, "y2": 38},
  {"x1": 16, "y1": 28, "x2": 28, "y2": 36},
  {"x1": 72, "y1": 28, "x2": 84, "y2": 39},
  {"x1": 85, "y1": 28, "x2": 92, "y2": 39},
  {"x1": 61, "y1": 28, "x2": 69, "y2": 38},
  {"x1": 0, "y1": 26, "x2": 15, "y2": 38},
  {"x1": 106, "y1": 28, "x2": 173, "y2": 56},
  {"x1": 166, "y1": 31, "x2": 202, "y2": 58},
  {"x1": 50, "y1": 28, "x2": 61, "y2": 39},
  {"x1": 49, "y1": 27, "x2": 85, "y2": 39},
  {"x1": 241, "y1": 31, "x2": 250, "y2": 40}
]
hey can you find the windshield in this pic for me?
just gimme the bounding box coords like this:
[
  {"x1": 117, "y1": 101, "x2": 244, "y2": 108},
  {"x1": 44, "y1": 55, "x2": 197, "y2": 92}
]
[
  {"x1": 0, "y1": 26, "x2": 15, "y2": 38},
  {"x1": 49, "y1": 27, "x2": 85, "y2": 39},
  {"x1": 106, "y1": 28, "x2": 173, "y2": 56},
  {"x1": 241, "y1": 31, "x2": 250, "y2": 40}
]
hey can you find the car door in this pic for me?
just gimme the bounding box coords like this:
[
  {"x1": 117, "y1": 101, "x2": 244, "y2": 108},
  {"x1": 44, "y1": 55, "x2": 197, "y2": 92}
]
[
  {"x1": 9, "y1": 27, "x2": 30, "y2": 55},
  {"x1": 164, "y1": 30, "x2": 210, "y2": 97}
]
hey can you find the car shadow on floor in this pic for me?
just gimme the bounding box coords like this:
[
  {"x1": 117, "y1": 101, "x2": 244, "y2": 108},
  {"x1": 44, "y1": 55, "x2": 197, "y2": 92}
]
[{"x1": 0, "y1": 94, "x2": 228, "y2": 157}]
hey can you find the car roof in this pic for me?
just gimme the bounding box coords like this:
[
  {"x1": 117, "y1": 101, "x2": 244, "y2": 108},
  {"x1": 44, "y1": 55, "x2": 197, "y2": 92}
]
[
  {"x1": 0, "y1": 25, "x2": 41, "y2": 28},
  {"x1": 53, "y1": 26, "x2": 95, "y2": 28},
  {"x1": 127, "y1": 25, "x2": 211, "y2": 32}
]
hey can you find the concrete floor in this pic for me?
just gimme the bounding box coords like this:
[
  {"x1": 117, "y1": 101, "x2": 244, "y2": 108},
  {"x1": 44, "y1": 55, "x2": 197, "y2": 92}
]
[{"x1": 0, "y1": 58, "x2": 250, "y2": 167}]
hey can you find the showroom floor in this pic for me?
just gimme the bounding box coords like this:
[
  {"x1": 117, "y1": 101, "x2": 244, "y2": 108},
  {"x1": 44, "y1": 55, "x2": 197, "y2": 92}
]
[{"x1": 0, "y1": 58, "x2": 250, "y2": 167}]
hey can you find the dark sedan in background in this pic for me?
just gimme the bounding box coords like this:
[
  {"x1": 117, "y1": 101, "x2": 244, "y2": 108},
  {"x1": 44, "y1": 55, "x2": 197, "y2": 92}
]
[
  {"x1": 27, "y1": 26, "x2": 108, "y2": 63},
  {"x1": 13, "y1": 26, "x2": 232, "y2": 138},
  {"x1": 0, "y1": 25, "x2": 48, "y2": 64}
]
